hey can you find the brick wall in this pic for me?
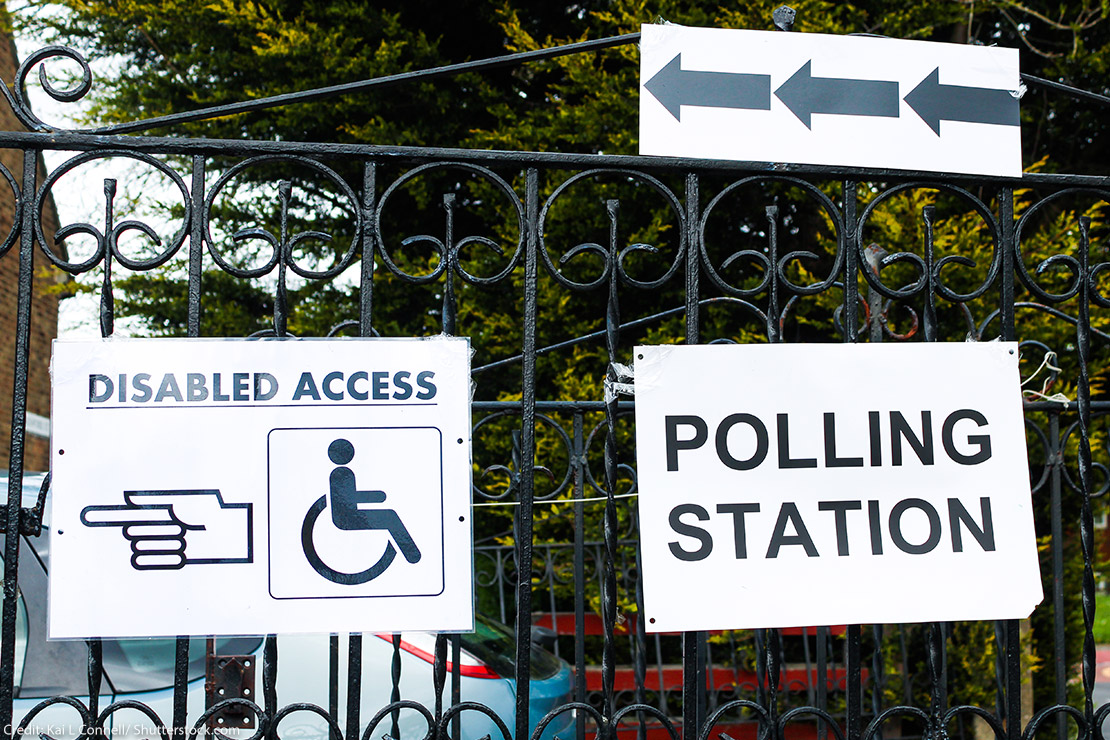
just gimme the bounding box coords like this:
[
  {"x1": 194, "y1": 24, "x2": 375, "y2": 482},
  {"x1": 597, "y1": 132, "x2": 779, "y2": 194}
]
[{"x1": 0, "y1": 28, "x2": 64, "y2": 473}]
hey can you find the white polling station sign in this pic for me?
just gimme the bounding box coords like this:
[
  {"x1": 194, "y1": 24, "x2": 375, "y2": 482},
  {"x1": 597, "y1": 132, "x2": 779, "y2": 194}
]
[
  {"x1": 49, "y1": 337, "x2": 473, "y2": 638},
  {"x1": 633, "y1": 343, "x2": 1042, "y2": 632},
  {"x1": 640, "y1": 24, "x2": 1022, "y2": 177}
]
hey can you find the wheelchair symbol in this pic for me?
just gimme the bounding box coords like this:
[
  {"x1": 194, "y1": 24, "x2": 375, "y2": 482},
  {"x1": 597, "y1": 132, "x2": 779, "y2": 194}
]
[{"x1": 301, "y1": 438, "x2": 421, "y2": 585}]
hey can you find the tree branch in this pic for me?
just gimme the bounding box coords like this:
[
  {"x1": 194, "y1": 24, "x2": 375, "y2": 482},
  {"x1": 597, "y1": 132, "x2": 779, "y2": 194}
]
[
  {"x1": 1000, "y1": 8, "x2": 1065, "y2": 58},
  {"x1": 137, "y1": 24, "x2": 186, "y2": 82}
]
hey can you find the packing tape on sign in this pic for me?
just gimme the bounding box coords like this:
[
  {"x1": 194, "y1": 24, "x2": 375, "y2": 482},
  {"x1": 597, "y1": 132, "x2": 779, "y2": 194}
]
[{"x1": 603, "y1": 361, "x2": 635, "y2": 404}]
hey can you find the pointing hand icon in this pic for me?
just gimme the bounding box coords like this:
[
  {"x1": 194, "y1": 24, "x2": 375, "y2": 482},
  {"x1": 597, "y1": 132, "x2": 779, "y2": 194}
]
[{"x1": 81, "y1": 490, "x2": 253, "y2": 571}]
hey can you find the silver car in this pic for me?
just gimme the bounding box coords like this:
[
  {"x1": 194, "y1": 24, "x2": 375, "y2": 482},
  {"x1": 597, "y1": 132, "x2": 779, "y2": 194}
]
[{"x1": 5, "y1": 474, "x2": 574, "y2": 740}]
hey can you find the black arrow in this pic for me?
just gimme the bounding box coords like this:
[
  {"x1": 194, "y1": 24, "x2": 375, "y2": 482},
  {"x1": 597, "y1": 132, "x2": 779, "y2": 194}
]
[
  {"x1": 904, "y1": 68, "x2": 1019, "y2": 135},
  {"x1": 774, "y1": 60, "x2": 900, "y2": 129},
  {"x1": 644, "y1": 53, "x2": 771, "y2": 121}
]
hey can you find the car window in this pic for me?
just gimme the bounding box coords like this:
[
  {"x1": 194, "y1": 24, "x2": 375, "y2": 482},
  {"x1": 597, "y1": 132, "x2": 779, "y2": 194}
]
[
  {"x1": 461, "y1": 614, "x2": 563, "y2": 681},
  {"x1": 0, "y1": 550, "x2": 29, "y2": 692},
  {"x1": 0, "y1": 472, "x2": 261, "y2": 696},
  {"x1": 102, "y1": 636, "x2": 263, "y2": 694},
  {"x1": 0, "y1": 561, "x2": 27, "y2": 696},
  {"x1": 14, "y1": 581, "x2": 26, "y2": 691}
]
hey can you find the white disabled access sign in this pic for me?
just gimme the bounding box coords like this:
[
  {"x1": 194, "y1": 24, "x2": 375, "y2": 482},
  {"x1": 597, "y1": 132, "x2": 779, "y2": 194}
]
[
  {"x1": 634, "y1": 343, "x2": 1042, "y2": 632},
  {"x1": 50, "y1": 337, "x2": 473, "y2": 638}
]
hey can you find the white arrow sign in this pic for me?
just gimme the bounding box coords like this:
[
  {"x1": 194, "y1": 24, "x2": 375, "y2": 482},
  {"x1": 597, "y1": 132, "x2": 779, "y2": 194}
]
[{"x1": 640, "y1": 24, "x2": 1022, "y2": 177}]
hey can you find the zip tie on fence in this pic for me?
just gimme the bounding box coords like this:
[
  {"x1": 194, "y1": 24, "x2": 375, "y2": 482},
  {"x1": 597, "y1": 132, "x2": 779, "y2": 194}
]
[
  {"x1": 604, "y1": 362, "x2": 635, "y2": 405},
  {"x1": 1020, "y1": 349, "x2": 1072, "y2": 408},
  {"x1": 472, "y1": 492, "x2": 639, "y2": 507}
]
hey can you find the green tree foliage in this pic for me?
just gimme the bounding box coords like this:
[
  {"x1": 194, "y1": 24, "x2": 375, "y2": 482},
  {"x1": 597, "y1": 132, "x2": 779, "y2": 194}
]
[
  {"x1": 18, "y1": 0, "x2": 1110, "y2": 349},
  {"x1": 13, "y1": 0, "x2": 1110, "y2": 723}
]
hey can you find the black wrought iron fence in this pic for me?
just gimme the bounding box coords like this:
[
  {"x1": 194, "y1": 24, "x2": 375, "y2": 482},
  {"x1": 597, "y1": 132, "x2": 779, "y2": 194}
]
[{"x1": 0, "y1": 36, "x2": 1107, "y2": 740}]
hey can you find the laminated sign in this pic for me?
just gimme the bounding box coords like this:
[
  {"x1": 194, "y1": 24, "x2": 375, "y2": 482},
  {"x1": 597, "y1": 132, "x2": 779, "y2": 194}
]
[
  {"x1": 50, "y1": 337, "x2": 473, "y2": 639},
  {"x1": 634, "y1": 343, "x2": 1042, "y2": 632}
]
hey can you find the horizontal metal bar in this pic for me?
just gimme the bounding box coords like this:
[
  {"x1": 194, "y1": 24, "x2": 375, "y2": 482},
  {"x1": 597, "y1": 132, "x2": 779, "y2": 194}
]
[
  {"x1": 473, "y1": 298, "x2": 745, "y2": 374},
  {"x1": 1021, "y1": 73, "x2": 1110, "y2": 108},
  {"x1": 475, "y1": 540, "x2": 637, "y2": 550},
  {"x1": 473, "y1": 400, "x2": 635, "y2": 412},
  {"x1": 1023, "y1": 400, "x2": 1110, "y2": 413},
  {"x1": 472, "y1": 492, "x2": 638, "y2": 508},
  {"x1": 471, "y1": 399, "x2": 1110, "y2": 413},
  {"x1": 4, "y1": 129, "x2": 1110, "y2": 186},
  {"x1": 88, "y1": 33, "x2": 642, "y2": 135}
]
